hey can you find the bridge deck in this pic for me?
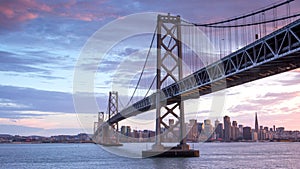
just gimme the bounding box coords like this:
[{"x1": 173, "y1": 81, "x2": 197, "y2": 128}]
[{"x1": 107, "y1": 18, "x2": 300, "y2": 125}]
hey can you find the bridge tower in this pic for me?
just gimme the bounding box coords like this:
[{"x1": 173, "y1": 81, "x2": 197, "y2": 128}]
[
  {"x1": 94, "y1": 112, "x2": 104, "y2": 134},
  {"x1": 93, "y1": 91, "x2": 122, "y2": 146},
  {"x1": 143, "y1": 14, "x2": 199, "y2": 157},
  {"x1": 108, "y1": 91, "x2": 119, "y2": 131}
]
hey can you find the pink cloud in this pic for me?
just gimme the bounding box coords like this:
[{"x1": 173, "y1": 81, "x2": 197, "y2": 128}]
[
  {"x1": 0, "y1": 0, "x2": 116, "y2": 31},
  {"x1": 60, "y1": 13, "x2": 95, "y2": 22},
  {"x1": 53, "y1": 0, "x2": 116, "y2": 22},
  {"x1": 0, "y1": 0, "x2": 52, "y2": 30},
  {"x1": 0, "y1": 8, "x2": 14, "y2": 18}
]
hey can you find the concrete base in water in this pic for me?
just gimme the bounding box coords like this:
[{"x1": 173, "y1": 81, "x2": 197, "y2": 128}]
[{"x1": 142, "y1": 146, "x2": 199, "y2": 158}]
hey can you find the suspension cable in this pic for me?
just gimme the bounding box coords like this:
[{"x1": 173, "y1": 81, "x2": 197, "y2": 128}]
[
  {"x1": 126, "y1": 26, "x2": 157, "y2": 106},
  {"x1": 182, "y1": 13, "x2": 300, "y2": 28},
  {"x1": 118, "y1": 97, "x2": 125, "y2": 110},
  {"x1": 144, "y1": 75, "x2": 157, "y2": 98},
  {"x1": 143, "y1": 25, "x2": 177, "y2": 98},
  {"x1": 182, "y1": 0, "x2": 294, "y2": 26}
]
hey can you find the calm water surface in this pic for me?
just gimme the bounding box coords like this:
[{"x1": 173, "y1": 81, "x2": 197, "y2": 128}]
[{"x1": 0, "y1": 142, "x2": 299, "y2": 169}]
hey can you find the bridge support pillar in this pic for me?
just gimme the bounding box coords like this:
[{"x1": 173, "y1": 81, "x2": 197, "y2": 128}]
[
  {"x1": 143, "y1": 14, "x2": 199, "y2": 157},
  {"x1": 101, "y1": 91, "x2": 122, "y2": 146},
  {"x1": 99, "y1": 125, "x2": 122, "y2": 146},
  {"x1": 93, "y1": 92, "x2": 122, "y2": 146}
]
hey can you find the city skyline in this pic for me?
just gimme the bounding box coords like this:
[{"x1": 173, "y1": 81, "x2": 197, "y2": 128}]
[
  {"x1": 1, "y1": 113, "x2": 297, "y2": 141},
  {"x1": 118, "y1": 112, "x2": 298, "y2": 134},
  {"x1": 108, "y1": 113, "x2": 300, "y2": 143},
  {"x1": 1, "y1": 0, "x2": 300, "y2": 136}
]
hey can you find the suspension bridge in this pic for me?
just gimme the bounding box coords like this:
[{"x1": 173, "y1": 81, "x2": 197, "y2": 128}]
[{"x1": 93, "y1": 0, "x2": 300, "y2": 157}]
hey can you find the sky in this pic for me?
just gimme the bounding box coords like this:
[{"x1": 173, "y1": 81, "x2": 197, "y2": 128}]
[{"x1": 0, "y1": 0, "x2": 300, "y2": 136}]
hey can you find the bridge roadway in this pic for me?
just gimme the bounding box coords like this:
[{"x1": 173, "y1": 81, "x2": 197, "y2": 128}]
[{"x1": 107, "y1": 18, "x2": 300, "y2": 125}]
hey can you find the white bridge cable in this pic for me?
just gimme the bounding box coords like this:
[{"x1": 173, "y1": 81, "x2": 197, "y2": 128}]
[{"x1": 125, "y1": 26, "x2": 157, "y2": 107}]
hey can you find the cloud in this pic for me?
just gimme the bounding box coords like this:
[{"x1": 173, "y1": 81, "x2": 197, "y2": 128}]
[
  {"x1": 0, "y1": 49, "x2": 75, "y2": 75},
  {"x1": 277, "y1": 69, "x2": 300, "y2": 86},
  {"x1": 0, "y1": 111, "x2": 52, "y2": 119},
  {"x1": 0, "y1": 124, "x2": 85, "y2": 136},
  {"x1": 0, "y1": 0, "x2": 118, "y2": 31},
  {"x1": 51, "y1": 0, "x2": 117, "y2": 21},
  {"x1": 0, "y1": 0, "x2": 51, "y2": 30},
  {"x1": 0, "y1": 50, "x2": 49, "y2": 73},
  {"x1": 1, "y1": 0, "x2": 298, "y2": 33},
  {"x1": 228, "y1": 89, "x2": 300, "y2": 126},
  {"x1": 0, "y1": 85, "x2": 75, "y2": 117}
]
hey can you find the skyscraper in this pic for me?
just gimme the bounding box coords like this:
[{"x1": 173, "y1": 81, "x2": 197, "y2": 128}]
[
  {"x1": 255, "y1": 112, "x2": 259, "y2": 133},
  {"x1": 215, "y1": 122, "x2": 223, "y2": 140},
  {"x1": 232, "y1": 121, "x2": 238, "y2": 140},
  {"x1": 215, "y1": 119, "x2": 220, "y2": 129},
  {"x1": 187, "y1": 119, "x2": 198, "y2": 142},
  {"x1": 224, "y1": 116, "x2": 231, "y2": 142},
  {"x1": 243, "y1": 127, "x2": 252, "y2": 140},
  {"x1": 204, "y1": 119, "x2": 213, "y2": 138},
  {"x1": 238, "y1": 125, "x2": 244, "y2": 139}
]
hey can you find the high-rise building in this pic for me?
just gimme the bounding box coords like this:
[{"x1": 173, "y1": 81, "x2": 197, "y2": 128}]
[
  {"x1": 204, "y1": 119, "x2": 213, "y2": 138},
  {"x1": 224, "y1": 116, "x2": 231, "y2": 142},
  {"x1": 197, "y1": 122, "x2": 203, "y2": 134},
  {"x1": 215, "y1": 119, "x2": 220, "y2": 129},
  {"x1": 243, "y1": 127, "x2": 252, "y2": 140},
  {"x1": 238, "y1": 125, "x2": 243, "y2": 139},
  {"x1": 276, "y1": 127, "x2": 285, "y2": 133},
  {"x1": 121, "y1": 126, "x2": 126, "y2": 135},
  {"x1": 252, "y1": 130, "x2": 258, "y2": 141},
  {"x1": 187, "y1": 119, "x2": 198, "y2": 142},
  {"x1": 215, "y1": 119, "x2": 222, "y2": 139},
  {"x1": 259, "y1": 126, "x2": 264, "y2": 140},
  {"x1": 126, "y1": 126, "x2": 131, "y2": 137},
  {"x1": 255, "y1": 112, "x2": 259, "y2": 133},
  {"x1": 215, "y1": 123, "x2": 223, "y2": 140},
  {"x1": 264, "y1": 127, "x2": 269, "y2": 132},
  {"x1": 120, "y1": 126, "x2": 131, "y2": 137},
  {"x1": 232, "y1": 121, "x2": 238, "y2": 140}
]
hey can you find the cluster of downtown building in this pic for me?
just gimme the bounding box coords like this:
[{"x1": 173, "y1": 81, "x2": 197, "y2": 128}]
[{"x1": 119, "y1": 113, "x2": 300, "y2": 142}]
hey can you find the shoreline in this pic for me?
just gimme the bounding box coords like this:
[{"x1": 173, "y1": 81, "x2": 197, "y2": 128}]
[{"x1": 1, "y1": 139, "x2": 299, "y2": 144}]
